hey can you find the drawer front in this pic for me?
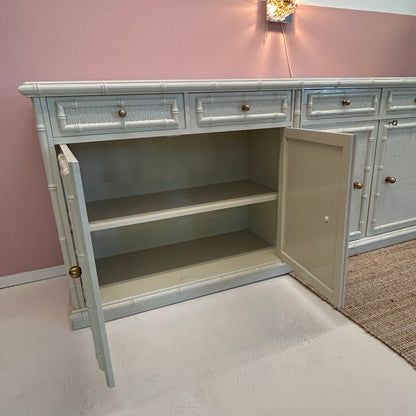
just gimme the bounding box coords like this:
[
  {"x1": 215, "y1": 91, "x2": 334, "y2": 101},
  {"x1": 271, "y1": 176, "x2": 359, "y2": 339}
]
[
  {"x1": 382, "y1": 88, "x2": 416, "y2": 115},
  {"x1": 191, "y1": 91, "x2": 292, "y2": 128},
  {"x1": 302, "y1": 89, "x2": 381, "y2": 123},
  {"x1": 48, "y1": 94, "x2": 185, "y2": 137}
]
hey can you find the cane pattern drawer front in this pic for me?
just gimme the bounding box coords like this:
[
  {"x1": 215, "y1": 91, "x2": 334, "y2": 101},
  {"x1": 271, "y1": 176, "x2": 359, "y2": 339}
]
[
  {"x1": 302, "y1": 89, "x2": 381, "y2": 123},
  {"x1": 47, "y1": 94, "x2": 185, "y2": 137},
  {"x1": 382, "y1": 88, "x2": 416, "y2": 116},
  {"x1": 191, "y1": 91, "x2": 292, "y2": 128}
]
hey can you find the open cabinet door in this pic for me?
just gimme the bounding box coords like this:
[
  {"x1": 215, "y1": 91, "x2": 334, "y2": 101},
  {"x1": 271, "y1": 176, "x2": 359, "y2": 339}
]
[
  {"x1": 58, "y1": 145, "x2": 115, "y2": 387},
  {"x1": 278, "y1": 128, "x2": 354, "y2": 307}
]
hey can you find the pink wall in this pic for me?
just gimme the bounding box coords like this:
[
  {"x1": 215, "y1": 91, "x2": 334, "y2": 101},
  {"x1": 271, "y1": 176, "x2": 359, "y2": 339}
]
[{"x1": 1, "y1": 0, "x2": 416, "y2": 277}]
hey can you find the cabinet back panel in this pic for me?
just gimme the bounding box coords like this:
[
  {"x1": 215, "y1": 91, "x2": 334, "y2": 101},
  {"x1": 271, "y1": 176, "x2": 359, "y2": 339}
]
[
  {"x1": 91, "y1": 206, "x2": 249, "y2": 258},
  {"x1": 69, "y1": 132, "x2": 249, "y2": 202},
  {"x1": 249, "y1": 201, "x2": 277, "y2": 247},
  {"x1": 248, "y1": 129, "x2": 280, "y2": 191}
]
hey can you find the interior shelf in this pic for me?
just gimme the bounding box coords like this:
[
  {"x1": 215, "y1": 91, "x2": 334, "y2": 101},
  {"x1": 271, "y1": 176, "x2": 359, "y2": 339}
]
[
  {"x1": 87, "y1": 180, "x2": 277, "y2": 231},
  {"x1": 96, "y1": 229, "x2": 280, "y2": 303}
]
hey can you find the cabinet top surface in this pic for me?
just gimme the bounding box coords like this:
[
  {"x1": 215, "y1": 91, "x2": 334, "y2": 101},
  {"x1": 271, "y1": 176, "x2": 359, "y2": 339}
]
[{"x1": 18, "y1": 77, "x2": 416, "y2": 97}]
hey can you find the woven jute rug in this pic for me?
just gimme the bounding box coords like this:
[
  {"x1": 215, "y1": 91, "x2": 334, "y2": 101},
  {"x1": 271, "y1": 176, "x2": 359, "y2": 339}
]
[{"x1": 291, "y1": 239, "x2": 416, "y2": 369}]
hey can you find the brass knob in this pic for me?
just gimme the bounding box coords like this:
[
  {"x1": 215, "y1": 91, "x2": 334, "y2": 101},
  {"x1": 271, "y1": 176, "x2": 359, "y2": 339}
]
[
  {"x1": 342, "y1": 99, "x2": 351, "y2": 106},
  {"x1": 118, "y1": 109, "x2": 127, "y2": 118},
  {"x1": 385, "y1": 176, "x2": 396, "y2": 184},
  {"x1": 241, "y1": 104, "x2": 250, "y2": 112},
  {"x1": 353, "y1": 181, "x2": 363, "y2": 190},
  {"x1": 68, "y1": 265, "x2": 82, "y2": 279}
]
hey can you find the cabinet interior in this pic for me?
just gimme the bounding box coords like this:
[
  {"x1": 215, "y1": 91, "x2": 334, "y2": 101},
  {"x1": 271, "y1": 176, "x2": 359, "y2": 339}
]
[{"x1": 67, "y1": 128, "x2": 283, "y2": 303}]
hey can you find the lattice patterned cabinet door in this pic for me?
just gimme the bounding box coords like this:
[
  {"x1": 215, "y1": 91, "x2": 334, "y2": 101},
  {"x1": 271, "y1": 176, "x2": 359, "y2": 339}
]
[
  {"x1": 301, "y1": 121, "x2": 378, "y2": 242},
  {"x1": 367, "y1": 119, "x2": 416, "y2": 236}
]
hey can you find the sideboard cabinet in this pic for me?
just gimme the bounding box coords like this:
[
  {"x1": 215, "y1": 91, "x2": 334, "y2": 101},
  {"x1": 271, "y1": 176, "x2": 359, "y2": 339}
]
[{"x1": 19, "y1": 78, "x2": 416, "y2": 387}]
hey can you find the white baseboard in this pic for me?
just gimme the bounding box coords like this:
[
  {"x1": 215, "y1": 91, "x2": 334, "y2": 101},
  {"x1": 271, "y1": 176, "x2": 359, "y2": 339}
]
[{"x1": 0, "y1": 265, "x2": 66, "y2": 289}]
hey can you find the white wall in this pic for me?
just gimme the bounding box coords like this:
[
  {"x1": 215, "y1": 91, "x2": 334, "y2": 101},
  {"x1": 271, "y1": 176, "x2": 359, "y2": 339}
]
[{"x1": 299, "y1": 0, "x2": 416, "y2": 15}]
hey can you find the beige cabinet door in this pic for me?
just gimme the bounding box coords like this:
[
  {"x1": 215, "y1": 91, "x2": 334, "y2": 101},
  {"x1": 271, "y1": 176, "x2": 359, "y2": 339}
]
[
  {"x1": 58, "y1": 145, "x2": 115, "y2": 388},
  {"x1": 278, "y1": 128, "x2": 354, "y2": 307}
]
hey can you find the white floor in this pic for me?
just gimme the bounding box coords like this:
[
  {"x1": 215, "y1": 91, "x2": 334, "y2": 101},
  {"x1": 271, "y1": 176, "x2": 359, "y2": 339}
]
[{"x1": 1, "y1": 275, "x2": 416, "y2": 416}]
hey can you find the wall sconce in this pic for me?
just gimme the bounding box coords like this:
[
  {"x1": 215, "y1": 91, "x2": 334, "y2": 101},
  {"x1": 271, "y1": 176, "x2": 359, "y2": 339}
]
[{"x1": 266, "y1": 0, "x2": 297, "y2": 23}]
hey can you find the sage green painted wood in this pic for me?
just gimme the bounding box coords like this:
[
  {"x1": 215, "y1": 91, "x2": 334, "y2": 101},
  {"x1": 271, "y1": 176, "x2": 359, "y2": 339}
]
[
  {"x1": 189, "y1": 91, "x2": 292, "y2": 129},
  {"x1": 301, "y1": 88, "x2": 381, "y2": 124},
  {"x1": 277, "y1": 128, "x2": 354, "y2": 307},
  {"x1": 96, "y1": 230, "x2": 277, "y2": 303},
  {"x1": 33, "y1": 98, "x2": 84, "y2": 310},
  {"x1": 18, "y1": 78, "x2": 416, "y2": 337},
  {"x1": 47, "y1": 94, "x2": 185, "y2": 138},
  {"x1": 69, "y1": 132, "x2": 249, "y2": 203},
  {"x1": 70, "y1": 260, "x2": 292, "y2": 329},
  {"x1": 58, "y1": 145, "x2": 114, "y2": 388},
  {"x1": 381, "y1": 88, "x2": 416, "y2": 117},
  {"x1": 367, "y1": 119, "x2": 416, "y2": 236},
  {"x1": 302, "y1": 121, "x2": 378, "y2": 241},
  {"x1": 86, "y1": 181, "x2": 277, "y2": 232},
  {"x1": 18, "y1": 78, "x2": 416, "y2": 98}
]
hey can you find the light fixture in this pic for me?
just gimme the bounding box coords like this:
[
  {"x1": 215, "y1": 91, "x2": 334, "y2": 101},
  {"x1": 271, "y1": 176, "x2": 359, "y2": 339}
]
[{"x1": 266, "y1": 0, "x2": 297, "y2": 23}]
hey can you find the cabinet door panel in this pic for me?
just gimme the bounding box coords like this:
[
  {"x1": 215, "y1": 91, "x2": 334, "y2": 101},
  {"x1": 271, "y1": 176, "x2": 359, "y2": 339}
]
[
  {"x1": 58, "y1": 145, "x2": 115, "y2": 387},
  {"x1": 303, "y1": 122, "x2": 378, "y2": 241},
  {"x1": 367, "y1": 119, "x2": 416, "y2": 235},
  {"x1": 278, "y1": 128, "x2": 354, "y2": 307}
]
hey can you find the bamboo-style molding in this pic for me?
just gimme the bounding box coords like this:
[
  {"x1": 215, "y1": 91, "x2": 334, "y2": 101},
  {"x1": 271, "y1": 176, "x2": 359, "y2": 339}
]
[
  {"x1": 19, "y1": 78, "x2": 416, "y2": 97},
  {"x1": 314, "y1": 123, "x2": 377, "y2": 240},
  {"x1": 33, "y1": 98, "x2": 85, "y2": 309},
  {"x1": 195, "y1": 93, "x2": 289, "y2": 126},
  {"x1": 305, "y1": 89, "x2": 379, "y2": 118},
  {"x1": 54, "y1": 96, "x2": 181, "y2": 133},
  {"x1": 293, "y1": 90, "x2": 301, "y2": 128},
  {"x1": 385, "y1": 88, "x2": 416, "y2": 113}
]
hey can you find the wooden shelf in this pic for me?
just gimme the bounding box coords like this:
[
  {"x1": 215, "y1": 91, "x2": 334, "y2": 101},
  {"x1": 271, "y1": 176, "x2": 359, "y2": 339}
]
[
  {"x1": 96, "y1": 229, "x2": 280, "y2": 303},
  {"x1": 87, "y1": 181, "x2": 277, "y2": 231}
]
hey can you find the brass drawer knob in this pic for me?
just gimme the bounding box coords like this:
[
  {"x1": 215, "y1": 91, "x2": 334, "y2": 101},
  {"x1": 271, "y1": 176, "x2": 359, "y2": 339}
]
[
  {"x1": 342, "y1": 99, "x2": 351, "y2": 106},
  {"x1": 118, "y1": 109, "x2": 127, "y2": 118},
  {"x1": 69, "y1": 265, "x2": 82, "y2": 279},
  {"x1": 385, "y1": 176, "x2": 396, "y2": 184},
  {"x1": 241, "y1": 104, "x2": 250, "y2": 112},
  {"x1": 353, "y1": 181, "x2": 363, "y2": 190}
]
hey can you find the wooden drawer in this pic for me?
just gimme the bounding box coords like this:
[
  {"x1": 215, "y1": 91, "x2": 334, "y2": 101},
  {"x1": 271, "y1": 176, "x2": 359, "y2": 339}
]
[
  {"x1": 302, "y1": 89, "x2": 381, "y2": 123},
  {"x1": 190, "y1": 91, "x2": 292, "y2": 128},
  {"x1": 382, "y1": 88, "x2": 416, "y2": 116},
  {"x1": 47, "y1": 94, "x2": 185, "y2": 137}
]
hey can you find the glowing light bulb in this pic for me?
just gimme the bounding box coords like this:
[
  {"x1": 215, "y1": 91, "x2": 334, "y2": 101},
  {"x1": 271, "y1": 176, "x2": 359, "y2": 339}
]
[{"x1": 266, "y1": 0, "x2": 297, "y2": 23}]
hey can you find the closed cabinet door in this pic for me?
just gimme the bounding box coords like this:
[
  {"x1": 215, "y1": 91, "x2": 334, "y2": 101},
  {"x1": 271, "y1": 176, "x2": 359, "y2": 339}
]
[
  {"x1": 367, "y1": 119, "x2": 416, "y2": 236},
  {"x1": 302, "y1": 122, "x2": 378, "y2": 241},
  {"x1": 58, "y1": 145, "x2": 115, "y2": 388},
  {"x1": 278, "y1": 128, "x2": 354, "y2": 307}
]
